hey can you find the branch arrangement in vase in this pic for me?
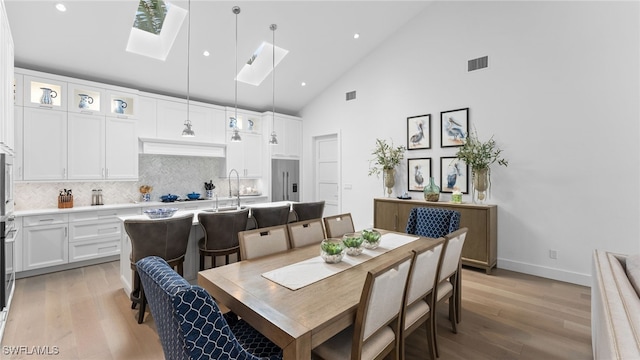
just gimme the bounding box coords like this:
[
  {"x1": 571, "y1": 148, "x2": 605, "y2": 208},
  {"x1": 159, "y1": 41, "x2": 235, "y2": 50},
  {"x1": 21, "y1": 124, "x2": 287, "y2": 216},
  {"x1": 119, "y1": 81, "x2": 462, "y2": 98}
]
[
  {"x1": 368, "y1": 138, "x2": 406, "y2": 177},
  {"x1": 455, "y1": 129, "x2": 508, "y2": 172}
]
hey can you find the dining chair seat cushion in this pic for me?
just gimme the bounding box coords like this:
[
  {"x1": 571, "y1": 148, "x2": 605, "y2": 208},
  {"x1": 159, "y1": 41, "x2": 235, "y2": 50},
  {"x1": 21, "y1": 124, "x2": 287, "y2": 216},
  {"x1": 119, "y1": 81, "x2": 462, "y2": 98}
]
[
  {"x1": 404, "y1": 300, "x2": 430, "y2": 330},
  {"x1": 312, "y1": 324, "x2": 395, "y2": 360},
  {"x1": 436, "y1": 280, "x2": 454, "y2": 302}
]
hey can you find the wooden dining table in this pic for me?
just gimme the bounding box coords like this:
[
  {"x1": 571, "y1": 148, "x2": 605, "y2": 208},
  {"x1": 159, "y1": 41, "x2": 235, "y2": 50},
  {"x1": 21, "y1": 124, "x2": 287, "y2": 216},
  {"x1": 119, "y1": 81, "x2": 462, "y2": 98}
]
[{"x1": 197, "y1": 231, "x2": 443, "y2": 360}]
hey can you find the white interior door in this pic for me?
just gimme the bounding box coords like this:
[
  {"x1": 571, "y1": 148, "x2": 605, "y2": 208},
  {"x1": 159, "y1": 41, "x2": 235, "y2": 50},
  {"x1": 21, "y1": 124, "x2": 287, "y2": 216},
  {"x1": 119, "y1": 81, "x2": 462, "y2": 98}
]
[{"x1": 314, "y1": 133, "x2": 340, "y2": 217}]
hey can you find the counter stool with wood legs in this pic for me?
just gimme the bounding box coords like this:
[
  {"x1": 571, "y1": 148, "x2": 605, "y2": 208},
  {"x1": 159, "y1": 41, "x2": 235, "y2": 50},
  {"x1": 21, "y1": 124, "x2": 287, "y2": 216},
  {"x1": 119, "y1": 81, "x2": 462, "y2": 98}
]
[
  {"x1": 124, "y1": 214, "x2": 193, "y2": 324},
  {"x1": 197, "y1": 208, "x2": 250, "y2": 270}
]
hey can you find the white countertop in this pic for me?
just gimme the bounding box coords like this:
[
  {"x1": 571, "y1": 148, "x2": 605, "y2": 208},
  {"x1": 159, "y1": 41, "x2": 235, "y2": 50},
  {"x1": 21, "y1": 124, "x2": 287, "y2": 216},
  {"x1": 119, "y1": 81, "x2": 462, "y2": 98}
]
[
  {"x1": 117, "y1": 201, "x2": 294, "y2": 225},
  {"x1": 14, "y1": 195, "x2": 269, "y2": 217}
]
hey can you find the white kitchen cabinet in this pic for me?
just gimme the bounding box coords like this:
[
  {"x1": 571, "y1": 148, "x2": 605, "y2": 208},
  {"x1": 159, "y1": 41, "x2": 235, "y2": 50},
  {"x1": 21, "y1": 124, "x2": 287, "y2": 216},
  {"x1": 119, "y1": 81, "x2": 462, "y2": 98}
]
[
  {"x1": 226, "y1": 132, "x2": 263, "y2": 178},
  {"x1": 156, "y1": 98, "x2": 226, "y2": 143},
  {"x1": 13, "y1": 106, "x2": 22, "y2": 180},
  {"x1": 136, "y1": 94, "x2": 157, "y2": 138},
  {"x1": 268, "y1": 113, "x2": 302, "y2": 159},
  {"x1": 67, "y1": 208, "x2": 138, "y2": 263},
  {"x1": 23, "y1": 75, "x2": 67, "y2": 111},
  {"x1": 23, "y1": 107, "x2": 67, "y2": 180},
  {"x1": 22, "y1": 214, "x2": 69, "y2": 271},
  {"x1": 105, "y1": 117, "x2": 138, "y2": 180},
  {"x1": 67, "y1": 112, "x2": 105, "y2": 180},
  {"x1": 1, "y1": 12, "x2": 14, "y2": 153}
]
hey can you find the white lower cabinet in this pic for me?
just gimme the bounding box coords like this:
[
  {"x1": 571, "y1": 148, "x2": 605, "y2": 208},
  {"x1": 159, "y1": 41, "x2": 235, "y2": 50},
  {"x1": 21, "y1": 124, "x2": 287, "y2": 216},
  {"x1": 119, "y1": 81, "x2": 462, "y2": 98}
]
[
  {"x1": 22, "y1": 214, "x2": 68, "y2": 271},
  {"x1": 19, "y1": 207, "x2": 140, "y2": 273}
]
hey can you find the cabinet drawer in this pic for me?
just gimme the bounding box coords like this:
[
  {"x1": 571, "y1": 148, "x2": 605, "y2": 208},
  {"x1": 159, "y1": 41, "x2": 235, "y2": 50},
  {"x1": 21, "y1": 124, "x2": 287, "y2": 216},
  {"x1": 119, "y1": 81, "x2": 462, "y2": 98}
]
[
  {"x1": 23, "y1": 213, "x2": 68, "y2": 227},
  {"x1": 69, "y1": 238, "x2": 120, "y2": 263},
  {"x1": 69, "y1": 220, "x2": 121, "y2": 243}
]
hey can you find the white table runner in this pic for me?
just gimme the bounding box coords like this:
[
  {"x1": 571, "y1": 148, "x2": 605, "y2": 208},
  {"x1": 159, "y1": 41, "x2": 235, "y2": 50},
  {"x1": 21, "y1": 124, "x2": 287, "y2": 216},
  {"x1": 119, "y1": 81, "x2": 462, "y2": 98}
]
[{"x1": 261, "y1": 233, "x2": 420, "y2": 290}]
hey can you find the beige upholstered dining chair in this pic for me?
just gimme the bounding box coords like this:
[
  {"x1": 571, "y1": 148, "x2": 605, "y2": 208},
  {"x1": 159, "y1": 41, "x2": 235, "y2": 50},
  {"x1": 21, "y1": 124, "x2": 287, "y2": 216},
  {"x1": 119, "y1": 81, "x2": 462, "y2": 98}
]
[
  {"x1": 400, "y1": 239, "x2": 447, "y2": 360},
  {"x1": 323, "y1": 213, "x2": 355, "y2": 238},
  {"x1": 313, "y1": 252, "x2": 414, "y2": 360},
  {"x1": 238, "y1": 225, "x2": 291, "y2": 260},
  {"x1": 433, "y1": 227, "x2": 468, "y2": 356},
  {"x1": 286, "y1": 218, "x2": 325, "y2": 248}
]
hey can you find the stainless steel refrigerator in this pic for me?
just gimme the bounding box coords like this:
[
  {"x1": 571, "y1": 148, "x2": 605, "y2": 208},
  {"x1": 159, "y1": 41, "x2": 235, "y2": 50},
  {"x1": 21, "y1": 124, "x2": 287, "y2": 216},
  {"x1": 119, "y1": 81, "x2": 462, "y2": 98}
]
[{"x1": 272, "y1": 159, "x2": 299, "y2": 202}]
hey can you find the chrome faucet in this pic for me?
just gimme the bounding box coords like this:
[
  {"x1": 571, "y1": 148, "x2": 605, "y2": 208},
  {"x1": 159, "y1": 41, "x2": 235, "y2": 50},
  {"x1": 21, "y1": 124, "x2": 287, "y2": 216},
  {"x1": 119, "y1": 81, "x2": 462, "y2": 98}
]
[
  {"x1": 214, "y1": 193, "x2": 219, "y2": 212},
  {"x1": 228, "y1": 168, "x2": 241, "y2": 209}
]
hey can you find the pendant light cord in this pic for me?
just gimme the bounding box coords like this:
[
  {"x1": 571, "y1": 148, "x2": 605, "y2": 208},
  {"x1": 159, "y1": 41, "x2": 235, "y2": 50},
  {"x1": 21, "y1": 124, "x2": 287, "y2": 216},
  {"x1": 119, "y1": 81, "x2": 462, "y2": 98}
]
[
  {"x1": 234, "y1": 7, "x2": 239, "y2": 125},
  {"x1": 272, "y1": 25, "x2": 276, "y2": 117},
  {"x1": 187, "y1": 0, "x2": 190, "y2": 121}
]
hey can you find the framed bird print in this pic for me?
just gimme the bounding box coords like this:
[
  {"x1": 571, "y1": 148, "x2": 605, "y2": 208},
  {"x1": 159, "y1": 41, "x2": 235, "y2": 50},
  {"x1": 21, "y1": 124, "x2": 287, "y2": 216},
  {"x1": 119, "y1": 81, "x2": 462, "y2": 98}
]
[
  {"x1": 440, "y1": 157, "x2": 469, "y2": 194},
  {"x1": 407, "y1": 114, "x2": 431, "y2": 150},
  {"x1": 408, "y1": 158, "x2": 432, "y2": 192},
  {"x1": 440, "y1": 108, "x2": 469, "y2": 147}
]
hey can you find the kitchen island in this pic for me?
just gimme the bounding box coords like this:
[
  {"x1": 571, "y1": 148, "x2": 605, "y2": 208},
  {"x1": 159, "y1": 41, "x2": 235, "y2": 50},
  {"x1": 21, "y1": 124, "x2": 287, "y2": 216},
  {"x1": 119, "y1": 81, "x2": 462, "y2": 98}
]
[{"x1": 117, "y1": 201, "x2": 293, "y2": 295}]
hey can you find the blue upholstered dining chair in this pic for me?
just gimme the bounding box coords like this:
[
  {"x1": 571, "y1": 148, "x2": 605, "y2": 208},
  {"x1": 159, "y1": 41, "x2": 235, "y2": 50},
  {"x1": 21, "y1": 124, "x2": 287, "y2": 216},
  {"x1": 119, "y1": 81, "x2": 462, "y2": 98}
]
[
  {"x1": 136, "y1": 256, "x2": 282, "y2": 360},
  {"x1": 405, "y1": 207, "x2": 461, "y2": 238}
]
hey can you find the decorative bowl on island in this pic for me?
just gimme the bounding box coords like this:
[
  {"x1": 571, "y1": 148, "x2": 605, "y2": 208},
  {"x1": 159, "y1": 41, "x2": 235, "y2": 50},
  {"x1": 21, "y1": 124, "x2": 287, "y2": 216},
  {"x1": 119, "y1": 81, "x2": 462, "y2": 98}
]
[
  {"x1": 362, "y1": 229, "x2": 382, "y2": 249},
  {"x1": 144, "y1": 208, "x2": 179, "y2": 219},
  {"x1": 342, "y1": 232, "x2": 364, "y2": 256},
  {"x1": 320, "y1": 238, "x2": 345, "y2": 263}
]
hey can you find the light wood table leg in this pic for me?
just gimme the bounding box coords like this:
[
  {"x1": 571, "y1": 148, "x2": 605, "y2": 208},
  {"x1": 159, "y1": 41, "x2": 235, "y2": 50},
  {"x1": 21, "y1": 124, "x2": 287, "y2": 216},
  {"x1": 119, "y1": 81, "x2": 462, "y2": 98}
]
[{"x1": 282, "y1": 331, "x2": 312, "y2": 360}]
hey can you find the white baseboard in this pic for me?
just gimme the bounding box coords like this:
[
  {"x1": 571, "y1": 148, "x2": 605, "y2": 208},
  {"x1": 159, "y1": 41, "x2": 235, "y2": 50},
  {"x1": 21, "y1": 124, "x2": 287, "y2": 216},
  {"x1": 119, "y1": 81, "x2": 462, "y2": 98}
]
[{"x1": 498, "y1": 258, "x2": 591, "y2": 287}]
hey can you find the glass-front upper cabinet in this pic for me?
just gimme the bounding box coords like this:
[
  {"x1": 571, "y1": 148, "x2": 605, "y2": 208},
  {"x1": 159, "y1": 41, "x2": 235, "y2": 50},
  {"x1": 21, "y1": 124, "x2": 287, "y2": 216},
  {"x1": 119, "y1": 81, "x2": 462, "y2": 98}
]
[
  {"x1": 225, "y1": 107, "x2": 262, "y2": 134},
  {"x1": 23, "y1": 75, "x2": 67, "y2": 111},
  {"x1": 106, "y1": 90, "x2": 138, "y2": 119},
  {"x1": 67, "y1": 82, "x2": 104, "y2": 114}
]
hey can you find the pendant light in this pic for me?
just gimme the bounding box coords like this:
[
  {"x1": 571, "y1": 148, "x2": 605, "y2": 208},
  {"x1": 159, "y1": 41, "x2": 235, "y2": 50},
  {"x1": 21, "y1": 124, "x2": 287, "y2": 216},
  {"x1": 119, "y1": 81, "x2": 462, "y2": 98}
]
[
  {"x1": 269, "y1": 24, "x2": 278, "y2": 145},
  {"x1": 230, "y1": 6, "x2": 242, "y2": 142},
  {"x1": 181, "y1": 0, "x2": 195, "y2": 137}
]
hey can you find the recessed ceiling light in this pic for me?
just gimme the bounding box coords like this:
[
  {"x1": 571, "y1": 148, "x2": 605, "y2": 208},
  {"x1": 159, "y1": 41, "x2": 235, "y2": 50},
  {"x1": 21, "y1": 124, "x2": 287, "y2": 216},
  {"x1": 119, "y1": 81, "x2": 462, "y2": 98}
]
[
  {"x1": 353, "y1": 33, "x2": 360, "y2": 39},
  {"x1": 55, "y1": 3, "x2": 67, "y2": 12},
  {"x1": 203, "y1": 50, "x2": 210, "y2": 57},
  {"x1": 301, "y1": 82, "x2": 306, "y2": 87}
]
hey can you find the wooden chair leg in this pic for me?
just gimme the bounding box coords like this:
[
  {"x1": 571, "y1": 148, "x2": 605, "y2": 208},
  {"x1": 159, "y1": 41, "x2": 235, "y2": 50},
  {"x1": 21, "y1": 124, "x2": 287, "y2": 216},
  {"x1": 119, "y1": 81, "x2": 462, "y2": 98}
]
[
  {"x1": 449, "y1": 296, "x2": 457, "y2": 334},
  {"x1": 177, "y1": 262, "x2": 184, "y2": 276},
  {"x1": 213, "y1": 255, "x2": 217, "y2": 268},
  {"x1": 137, "y1": 286, "x2": 146, "y2": 324},
  {"x1": 426, "y1": 316, "x2": 436, "y2": 359},
  {"x1": 199, "y1": 253, "x2": 204, "y2": 271},
  {"x1": 130, "y1": 270, "x2": 140, "y2": 309}
]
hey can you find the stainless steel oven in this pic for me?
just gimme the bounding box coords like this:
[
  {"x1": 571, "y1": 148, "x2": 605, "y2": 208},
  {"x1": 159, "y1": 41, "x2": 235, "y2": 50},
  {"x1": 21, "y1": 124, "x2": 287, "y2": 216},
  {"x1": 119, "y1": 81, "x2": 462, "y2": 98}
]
[{"x1": 0, "y1": 152, "x2": 15, "y2": 312}]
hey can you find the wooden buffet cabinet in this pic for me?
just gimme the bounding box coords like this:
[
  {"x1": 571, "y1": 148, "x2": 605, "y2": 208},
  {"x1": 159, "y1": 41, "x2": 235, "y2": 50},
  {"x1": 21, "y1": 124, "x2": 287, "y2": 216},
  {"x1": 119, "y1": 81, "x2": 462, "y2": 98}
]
[{"x1": 373, "y1": 197, "x2": 497, "y2": 273}]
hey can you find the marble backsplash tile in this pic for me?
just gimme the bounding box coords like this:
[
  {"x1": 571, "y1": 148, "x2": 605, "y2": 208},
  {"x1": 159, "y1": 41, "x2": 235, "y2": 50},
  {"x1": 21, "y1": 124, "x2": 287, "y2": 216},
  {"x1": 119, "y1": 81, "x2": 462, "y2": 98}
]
[{"x1": 15, "y1": 154, "x2": 262, "y2": 210}]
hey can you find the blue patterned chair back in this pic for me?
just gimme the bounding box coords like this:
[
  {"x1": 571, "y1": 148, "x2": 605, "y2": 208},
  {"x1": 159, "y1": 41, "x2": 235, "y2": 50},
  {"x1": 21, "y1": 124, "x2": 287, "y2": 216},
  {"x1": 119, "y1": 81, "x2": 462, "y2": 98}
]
[
  {"x1": 405, "y1": 207, "x2": 461, "y2": 238},
  {"x1": 136, "y1": 256, "x2": 281, "y2": 360}
]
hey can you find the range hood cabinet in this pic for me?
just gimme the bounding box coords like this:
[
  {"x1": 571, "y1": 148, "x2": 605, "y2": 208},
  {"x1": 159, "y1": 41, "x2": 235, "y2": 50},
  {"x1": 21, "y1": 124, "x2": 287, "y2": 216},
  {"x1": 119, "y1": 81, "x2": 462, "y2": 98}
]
[{"x1": 138, "y1": 138, "x2": 226, "y2": 158}]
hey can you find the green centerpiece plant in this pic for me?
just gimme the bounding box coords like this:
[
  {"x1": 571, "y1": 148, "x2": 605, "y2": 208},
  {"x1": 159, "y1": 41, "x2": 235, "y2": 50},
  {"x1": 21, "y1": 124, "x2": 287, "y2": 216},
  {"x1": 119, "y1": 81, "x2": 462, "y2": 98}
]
[
  {"x1": 455, "y1": 129, "x2": 508, "y2": 204},
  {"x1": 368, "y1": 139, "x2": 406, "y2": 197}
]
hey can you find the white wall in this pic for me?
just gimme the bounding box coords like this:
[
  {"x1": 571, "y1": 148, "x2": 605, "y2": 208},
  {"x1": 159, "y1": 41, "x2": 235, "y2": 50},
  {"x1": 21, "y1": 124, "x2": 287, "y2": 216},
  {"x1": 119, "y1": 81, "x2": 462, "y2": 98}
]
[{"x1": 300, "y1": 1, "x2": 640, "y2": 286}]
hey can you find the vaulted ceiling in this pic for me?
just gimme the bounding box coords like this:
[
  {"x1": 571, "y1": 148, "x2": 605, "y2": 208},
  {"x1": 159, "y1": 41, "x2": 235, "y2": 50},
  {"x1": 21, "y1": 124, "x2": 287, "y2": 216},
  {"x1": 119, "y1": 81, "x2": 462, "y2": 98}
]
[{"x1": 5, "y1": 1, "x2": 431, "y2": 116}]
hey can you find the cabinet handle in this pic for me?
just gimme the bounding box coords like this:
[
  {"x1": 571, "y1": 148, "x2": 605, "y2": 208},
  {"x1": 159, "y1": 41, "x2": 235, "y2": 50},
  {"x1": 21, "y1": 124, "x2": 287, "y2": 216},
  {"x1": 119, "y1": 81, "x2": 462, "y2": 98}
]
[
  {"x1": 105, "y1": 168, "x2": 109, "y2": 178},
  {"x1": 18, "y1": 166, "x2": 22, "y2": 178},
  {"x1": 63, "y1": 168, "x2": 66, "y2": 177},
  {"x1": 39, "y1": 218, "x2": 55, "y2": 222},
  {"x1": 102, "y1": 168, "x2": 105, "y2": 178},
  {"x1": 65, "y1": 227, "x2": 68, "y2": 237},
  {"x1": 394, "y1": 214, "x2": 398, "y2": 231}
]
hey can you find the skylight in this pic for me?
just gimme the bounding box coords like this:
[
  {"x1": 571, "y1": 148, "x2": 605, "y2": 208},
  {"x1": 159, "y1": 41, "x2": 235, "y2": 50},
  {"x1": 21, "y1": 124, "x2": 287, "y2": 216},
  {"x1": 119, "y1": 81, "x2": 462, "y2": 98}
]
[
  {"x1": 236, "y1": 42, "x2": 289, "y2": 86},
  {"x1": 126, "y1": 0, "x2": 187, "y2": 61}
]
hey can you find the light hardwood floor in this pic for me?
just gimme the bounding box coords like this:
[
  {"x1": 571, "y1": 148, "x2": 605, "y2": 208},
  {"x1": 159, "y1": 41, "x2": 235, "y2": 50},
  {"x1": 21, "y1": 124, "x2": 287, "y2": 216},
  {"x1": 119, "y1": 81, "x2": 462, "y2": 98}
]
[{"x1": 1, "y1": 262, "x2": 592, "y2": 359}]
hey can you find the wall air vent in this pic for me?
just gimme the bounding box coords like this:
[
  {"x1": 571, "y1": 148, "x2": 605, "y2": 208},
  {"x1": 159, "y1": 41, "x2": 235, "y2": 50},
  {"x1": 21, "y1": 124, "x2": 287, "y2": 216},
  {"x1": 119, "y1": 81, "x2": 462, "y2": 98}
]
[
  {"x1": 468, "y1": 56, "x2": 488, "y2": 72},
  {"x1": 346, "y1": 91, "x2": 356, "y2": 101}
]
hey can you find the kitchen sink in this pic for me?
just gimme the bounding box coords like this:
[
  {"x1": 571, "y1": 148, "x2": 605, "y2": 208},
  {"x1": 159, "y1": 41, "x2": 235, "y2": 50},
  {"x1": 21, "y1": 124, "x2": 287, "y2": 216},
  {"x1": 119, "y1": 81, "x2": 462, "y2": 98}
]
[{"x1": 202, "y1": 206, "x2": 247, "y2": 213}]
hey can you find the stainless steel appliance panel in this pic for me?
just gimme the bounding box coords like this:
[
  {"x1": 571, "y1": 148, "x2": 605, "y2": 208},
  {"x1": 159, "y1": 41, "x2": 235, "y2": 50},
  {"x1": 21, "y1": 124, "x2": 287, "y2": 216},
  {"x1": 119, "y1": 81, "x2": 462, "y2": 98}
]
[{"x1": 272, "y1": 159, "x2": 299, "y2": 202}]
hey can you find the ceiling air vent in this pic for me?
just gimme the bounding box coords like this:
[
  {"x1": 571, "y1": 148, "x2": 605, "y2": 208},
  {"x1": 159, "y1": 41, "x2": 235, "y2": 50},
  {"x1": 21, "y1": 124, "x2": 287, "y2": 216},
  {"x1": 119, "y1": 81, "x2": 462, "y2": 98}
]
[
  {"x1": 346, "y1": 91, "x2": 356, "y2": 101},
  {"x1": 468, "y1": 56, "x2": 488, "y2": 72}
]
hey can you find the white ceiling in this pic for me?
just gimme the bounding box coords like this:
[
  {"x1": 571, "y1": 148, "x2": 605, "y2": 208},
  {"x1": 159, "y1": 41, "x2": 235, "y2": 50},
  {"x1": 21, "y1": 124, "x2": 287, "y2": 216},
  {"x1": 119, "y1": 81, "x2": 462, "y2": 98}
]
[{"x1": 5, "y1": 0, "x2": 431, "y2": 116}]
